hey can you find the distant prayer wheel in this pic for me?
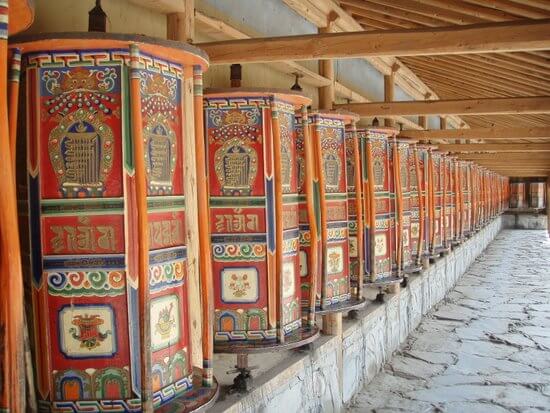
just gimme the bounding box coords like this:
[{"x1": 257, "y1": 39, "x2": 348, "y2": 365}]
[
  {"x1": 298, "y1": 111, "x2": 365, "y2": 314},
  {"x1": 203, "y1": 88, "x2": 319, "y2": 351},
  {"x1": 428, "y1": 150, "x2": 447, "y2": 256},
  {"x1": 357, "y1": 127, "x2": 403, "y2": 286},
  {"x1": 12, "y1": 33, "x2": 218, "y2": 411},
  {"x1": 460, "y1": 161, "x2": 473, "y2": 237},
  {"x1": 529, "y1": 182, "x2": 546, "y2": 209},
  {"x1": 442, "y1": 155, "x2": 454, "y2": 248},
  {"x1": 509, "y1": 182, "x2": 526, "y2": 209},
  {"x1": 414, "y1": 145, "x2": 431, "y2": 263},
  {"x1": 395, "y1": 139, "x2": 422, "y2": 274}
]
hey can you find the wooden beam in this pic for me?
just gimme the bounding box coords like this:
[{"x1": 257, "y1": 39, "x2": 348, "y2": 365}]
[
  {"x1": 438, "y1": 143, "x2": 550, "y2": 152},
  {"x1": 198, "y1": 19, "x2": 550, "y2": 64},
  {"x1": 456, "y1": 152, "x2": 550, "y2": 160},
  {"x1": 401, "y1": 126, "x2": 550, "y2": 141},
  {"x1": 336, "y1": 96, "x2": 550, "y2": 117}
]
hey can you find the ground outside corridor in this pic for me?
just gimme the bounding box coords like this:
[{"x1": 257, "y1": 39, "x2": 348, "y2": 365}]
[{"x1": 349, "y1": 230, "x2": 550, "y2": 412}]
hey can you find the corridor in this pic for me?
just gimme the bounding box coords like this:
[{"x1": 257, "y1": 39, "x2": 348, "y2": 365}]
[{"x1": 349, "y1": 230, "x2": 550, "y2": 413}]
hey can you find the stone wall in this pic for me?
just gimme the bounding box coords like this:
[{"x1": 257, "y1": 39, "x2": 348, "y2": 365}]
[
  {"x1": 502, "y1": 212, "x2": 548, "y2": 230},
  {"x1": 212, "y1": 217, "x2": 503, "y2": 413}
]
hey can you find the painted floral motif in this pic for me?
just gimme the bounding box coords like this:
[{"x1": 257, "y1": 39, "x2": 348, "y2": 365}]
[
  {"x1": 69, "y1": 314, "x2": 112, "y2": 350},
  {"x1": 228, "y1": 273, "x2": 251, "y2": 298}
]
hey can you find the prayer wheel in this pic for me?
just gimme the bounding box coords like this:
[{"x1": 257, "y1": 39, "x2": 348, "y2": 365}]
[
  {"x1": 12, "y1": 33, "x2": 218, "y2": 411},
  {"x1": 415, "y1": 145, "x2": 432, "y2": 262},
  {"x1": 297, "y1": 111, "x2": 365, "y2": 315},
  {"x1": 395, "y1": 139, "x2": 422, "y2": 275},
  {"x1": 203, "y1": 88, "x2": 319, "y2": 352},
  {"x1": 509, "y1": 182, "x2": 526, "y2": 209},
  {"x1": 442, "y1": 155, "x2": 454, "y2": 249},
  {"x1": 460, "y1": 161, "x2": 473, "y2": 237},
  {"x1": 428, "y1": 150, "x2": 448, "y2": 256},
  {"x1": 357, "y1": 127, "x2": 403, "y2": 287},
  {"x1": 529, "y1": 182, "x2": 546, "y2": 209}
]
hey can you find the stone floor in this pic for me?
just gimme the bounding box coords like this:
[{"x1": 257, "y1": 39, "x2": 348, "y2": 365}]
[{"x1": 349, "y1": 230, "x2": 550, "y2": 413}]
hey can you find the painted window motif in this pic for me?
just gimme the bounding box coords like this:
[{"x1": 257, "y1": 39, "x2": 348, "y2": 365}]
[
  {"x1": 59, "y1": 305, "x2": 116, "y2": 358},
  {"x1": 374, "y1": 234, "x2": 387, "y2": 257},
  {"x1": 221, "y1": 267, "x2": 259, "y2": 303},
  {"x1": 326, "y1": 246, "x2": 344, "y2": 275},
  {"x1": 282, "y1": 262, "x2": 296, "y2": 298},
  {"x1": 151, "y1": 295, "x2": 181, "y2": 352}
]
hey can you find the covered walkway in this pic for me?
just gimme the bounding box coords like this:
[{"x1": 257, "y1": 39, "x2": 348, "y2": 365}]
[{"x1": 350, "y1": 230, "x2": 550, "y2": 413}]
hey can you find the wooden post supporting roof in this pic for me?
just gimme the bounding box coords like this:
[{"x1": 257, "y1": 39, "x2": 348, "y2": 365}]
[
  {"x1": 384, "y1": 71, "x2": 394, "y2": 127},
  {"x1": 167, "y1": 0, "x2": 202, "y2": 368},
  {"x1": 318, "y1": 16, "x2": 342, "y2": 338},
  {"x1": 400, "y1": 126, "x2": 550, "y2": 140},
  {"x1": 336, "y1": 96, "x2": 550, "y2": 116},
  {"x1": 198, "y1": 19, "x2": 550, "y2": 64}
]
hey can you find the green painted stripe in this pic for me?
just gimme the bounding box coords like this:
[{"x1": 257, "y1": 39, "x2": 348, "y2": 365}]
[
  {"x1": 283, "y1": 194, "x2": 301, "y2": 203},
  {"x1": 147, "y1": 196, "x2": 185, "y2": 211},
  {"x1": 41, "y1": 198, "x2": 124, "y2": 215},
  {"x1": 325, "y1": 193, "x2": 348, "y2": 201},
  {"x1": 210, "y1": 196, "x2": 265, "y2": 207},
  {"x1": 122, "y1": 64, "x2": 134, "y2": 173}
]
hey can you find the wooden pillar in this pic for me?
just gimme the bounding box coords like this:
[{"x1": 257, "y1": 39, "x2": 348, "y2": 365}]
[
  {"x1": 384, "y1": 72, "x2": 394, "y2": 127},
  {"x1": 318, "y1": 15, "x2": 339, "y2": 336},
  {"x1": 0, "y1": 2, "x2": 25, "y2": 410},
  {"x1": 167, "y1": 0, "x2": 195, "y2": 44},
  {"x1": 419, "y1": 115, "x2": 428, "y2": 130},
  {"x1": 547, "y1": 176, "x2": 550, "y2": 236},
  {"x1": 167, "y1": 1, "x2": 203, "y2": 368}
]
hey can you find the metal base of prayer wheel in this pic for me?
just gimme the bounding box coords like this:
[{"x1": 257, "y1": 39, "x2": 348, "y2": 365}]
[
  {"x1": 156, "y1": 371, "x2": 219, "y2": 413},
  {"x1": 315, "y1": 296, "x2": 367, "y2": 315},
  {"x1": 214, "y1": 325, "x2": 320, "y2": 354}
]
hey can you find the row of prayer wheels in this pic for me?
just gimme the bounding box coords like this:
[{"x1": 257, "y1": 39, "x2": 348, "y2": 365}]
[
  {"x1": 6, "y1": 31, "x2": 508, "y2": 410},
  {"x1": 509, "y1": 181, "x2": 547, "y2": 209}
]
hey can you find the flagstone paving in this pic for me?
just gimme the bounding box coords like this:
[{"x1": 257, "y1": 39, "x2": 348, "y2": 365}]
[{"x1": 349, "y1": 230, "x2": 550, "y2": 413}]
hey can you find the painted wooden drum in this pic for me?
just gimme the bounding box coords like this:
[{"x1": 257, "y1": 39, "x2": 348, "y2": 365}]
[
  {"x1": 460, "y1": 161, "x2": 472, "y2": 236},
  {"x1": 12, "y1": 33, "x2": 217, "y2": 411},
  {"x1": 301, "y1": 111, "x2": 364, "y2": 313},
  {"x1": 415, "y1": 145, "x2": 432, "y2": 261},
  {"x1": 428, "y1": 150, "x2": 446, "y2": 255},
  {"x1": 442, "y1": 155, "x2": 454, "y2": 248},
  {"x1": 203, "y1": 88, "x2": 319, "y2": 348},
  {"x1": 395, "y1": 139, "x2": 420, "y2": 274},
  {"x1": 529, "y1": 182, "x2": 545, "y2": 209},
  {"x1": 357, "y1": 127, "x2": 401, "y2": 284}
]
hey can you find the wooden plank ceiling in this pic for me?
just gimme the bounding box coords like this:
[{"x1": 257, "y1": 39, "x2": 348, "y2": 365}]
[{"x1": 338, "y1": 0, "x2": 550, "y2": 143}]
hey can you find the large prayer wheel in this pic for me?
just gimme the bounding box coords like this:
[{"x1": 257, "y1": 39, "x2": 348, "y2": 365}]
[
  {"x1": 357, "y1": 127, "x2": 403, "y2": 287},
  {"x1": 395, "y1": 139, "x2": 422, "y2": 275},
  {"x1": 203, "y1": 88, "x2": 319, "y2": 351},
  {"x1": 415, "y1": 145, "x2": 432, "y2": 262},
  {"x1": 428, "y1": 150, "x2": 448, "y2": 256},
  {"x1": 12, "y1": 33, "x2": 218, "y2": 411},
  {"x1": 301, "y1": 111, "x2": 365, "y2": 314}
]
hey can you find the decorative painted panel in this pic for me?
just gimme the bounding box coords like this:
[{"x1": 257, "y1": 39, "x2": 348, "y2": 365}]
[
  {"x1": 205, "y1": 90, "x2": 310, "y2": 343},
  {"x1": 14, "y1": 36, "x2": 206, "y2": 411}
]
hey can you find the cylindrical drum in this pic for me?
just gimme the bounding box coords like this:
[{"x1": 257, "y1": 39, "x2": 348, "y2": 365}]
[
  {"x1": 416, "y1": 145, "x2": 432, "y2": 260},
  {"x1": 408, "y1": 144, "x2": 424, "y2": 267},
  {"x1": 12, "y1": 33, "x2": 217, "y2": 410},
  {"x1": 357, "y1": 127, "x2": 401, "y2": 284},
  {"x1": 461, "y1": 161, "x2": 472, "y2": 236},
  {"x1": 395, "y1": 139, "x2": 421, "y2": 274},
  {"x1": 509, "y1": 182, "x2": 526, "y2": 209},
  {"x1": 302, "y1": 111, "x2": 364, "y2": 314},
  {"x1": 204, "y1": 89, "x2": 319, "y2": 349},
  {"x1": 529, "y1": 182, "x2": 545, "y2": 209},
  {"x1": 443, "y1": 155, "x2": 454, "y2": 247},
  {"x1": 429, "y1": 150, "x2": 446, "y2": 255}
]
